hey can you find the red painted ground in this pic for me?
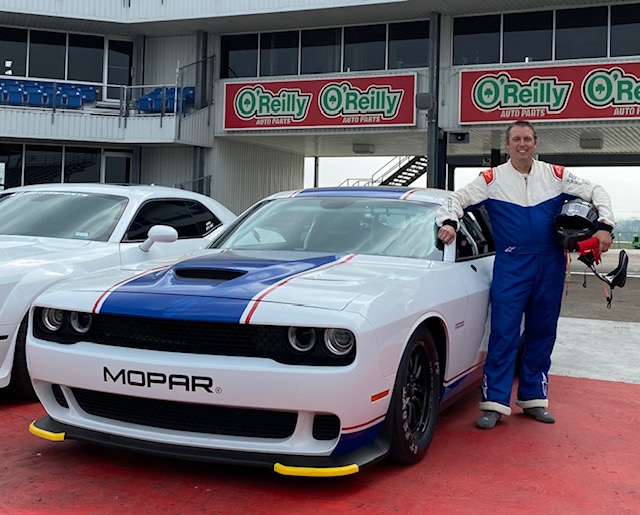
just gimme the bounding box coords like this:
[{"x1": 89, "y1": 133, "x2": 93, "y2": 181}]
[{"x1": 1, "y1": 375, "x2": 639, "y2": 514}]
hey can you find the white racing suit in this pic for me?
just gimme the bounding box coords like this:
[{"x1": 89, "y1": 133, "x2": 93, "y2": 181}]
[{"x1": 436, "y1": 159, "x2": 614, "y2": 415}]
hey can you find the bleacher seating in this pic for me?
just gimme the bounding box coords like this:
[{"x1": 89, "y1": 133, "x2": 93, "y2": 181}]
[
  {"x1": 136, "y1": 86, "x2": 196, "y2": 113},
  {"x1": 0, "y1": 79, "x2": 98, "y2": 110}
]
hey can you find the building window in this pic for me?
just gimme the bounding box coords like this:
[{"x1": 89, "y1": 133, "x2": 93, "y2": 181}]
[
  {"x1": 260, "y1": 31, "x2": 299, "y2": 76},
  {"x1": 453, "y1": 15, "x2": 500, "y2": 65},
  {"x1": 68, "y1": 34, "x2": 104, "y2": 83},
  {"x1": 0, "y1": 143, "x2": 23, "y2": 189},
  {"x1": 388, "y1": 20, "x2": 429, "y2": 69},
  {"x1": 64, "y1": 147, "x2": 101, "y2": 183},
  {"x1": 107, "y1": 39, "x2": 133, "y2": 100},
  {"x1": 0, "y1": 27, "x2": 27, "y2": 77},
  {"x1": 301, "y1": 28, "x2": 341, "y2": 74},
  {"x1": 29, "y1": 30, "x2": 66, "y2": 80},
  {"x1": 503, "y1": 11, "x2": 552, "y2": 63},
  {"x1": 343, "y1": 24, "x2": 386, "y2": 72},
  {"x1": 24, "y1": 145, "x2": 62, "y2": 185},
  {"x1": 105, "y1": 154, "x2": 131, "y2": 184},
  {"x1": 221, "y1": 34, "x2": 258, "y2": 78},
  {"x1": 611, "y1": 3, "x2": 640, "y2": 57},
  {"x1": 556, "y1": 7, "x2": 607, "y2": 60}
]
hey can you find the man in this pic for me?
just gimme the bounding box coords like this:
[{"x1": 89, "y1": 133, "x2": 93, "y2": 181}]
[{"x1": 436, "y1": 121, "x2": 614, "y2": 429}]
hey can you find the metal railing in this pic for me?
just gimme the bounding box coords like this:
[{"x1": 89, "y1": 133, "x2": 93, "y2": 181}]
[{"x1": 339, "y1": 156, "x2": 414, "y2": 186}]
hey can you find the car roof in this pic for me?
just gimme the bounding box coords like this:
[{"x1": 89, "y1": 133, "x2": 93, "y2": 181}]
[
  {"x1": 2, "y1": 183, "x2": 211, "y2": 203},
  {"x1": 266, "y1": 186, "x2": 450, "y2": 205}
]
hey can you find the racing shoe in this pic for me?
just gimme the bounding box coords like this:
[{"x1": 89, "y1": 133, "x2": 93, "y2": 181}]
[
  {"x1": 523, "y1": 407, "x2": 555, "y2": 424},
  {"x1": 476, "y1": 410, "x2": 501, "y2": 429}
]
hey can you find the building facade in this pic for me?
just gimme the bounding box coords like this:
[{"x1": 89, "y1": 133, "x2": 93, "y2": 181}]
[{"x1": 1, "y1": 0, "x2": 639, "y2": 213}]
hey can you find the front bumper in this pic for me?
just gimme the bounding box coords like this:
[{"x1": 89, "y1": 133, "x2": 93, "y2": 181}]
[{"x1": 30, "y1": 416, "x2": 391, "y2": 477}]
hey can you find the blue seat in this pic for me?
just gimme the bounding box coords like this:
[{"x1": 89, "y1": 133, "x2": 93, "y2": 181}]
[
  {"x1": 44, "y1": 91, "x2": 63, "y2": 108},
  {"x1": 6, "y1": 87, "x2": 25, "y2": 105},
  {"x1": 65, "y1": 93, "x2": 83, "y2": 109},
  {"x1": 26, "y1": 89, "x2": 44, "y2": 107},
  {"x1": 137, "y1": 96, "x2": 157, "y2": 112},
  {"x1": 78, "y1": 85, "x2": 97, "y2": 103}
]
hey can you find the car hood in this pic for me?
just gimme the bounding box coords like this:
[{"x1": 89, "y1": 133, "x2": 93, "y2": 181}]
[
  {"x1": 42, "y1": 250, "x2": 434, "y2": 319},
  {"x1": 0, "y1": 235, "x2": 92, "y2": 262}
]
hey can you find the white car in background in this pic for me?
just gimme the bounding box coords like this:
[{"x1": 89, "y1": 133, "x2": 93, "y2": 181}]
[
  {"x1": 0, "y1": 183, "x2": 235, "y2": 399},
  {"x1": 27, "y1": 187, "x2": 495, "y2": 476}
]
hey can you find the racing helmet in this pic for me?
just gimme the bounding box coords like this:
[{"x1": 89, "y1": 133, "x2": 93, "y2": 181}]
[{"x1": 554, "y1": 199, "x2": 599, "y2": 251}]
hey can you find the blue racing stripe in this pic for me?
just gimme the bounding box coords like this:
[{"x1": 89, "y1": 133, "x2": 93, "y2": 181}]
[
  {"x1": 98, "y1": 251, "x2": 343, "y2": 323},
  {"x1": 294, "y1": 187, "x2": 415, "y2": 199}
]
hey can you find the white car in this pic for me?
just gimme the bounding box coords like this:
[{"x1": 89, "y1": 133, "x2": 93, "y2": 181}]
[
  {"x1": 0, "y1": 183, "x2": 235, "y2": 399},
  {"x1": 27, "y1": 187, "x2": 494, "y2": 476}
]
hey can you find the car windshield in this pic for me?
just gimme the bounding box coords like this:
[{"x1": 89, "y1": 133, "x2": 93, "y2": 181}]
[
  {"x1": 213, "y1": 196, "x2": 441, "y2": 259},
  {"x1": 0, "y1": 191, "x2": 128, "y2": 242}
]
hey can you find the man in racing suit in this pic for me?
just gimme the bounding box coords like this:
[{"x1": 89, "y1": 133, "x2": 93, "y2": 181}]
[{"x1": 436, "y1": 121, "x2": 614, "y2": 429}]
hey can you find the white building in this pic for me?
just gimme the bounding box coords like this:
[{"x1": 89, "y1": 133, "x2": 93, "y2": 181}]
[{"x1": 1, "y1": 0, "x2": 639, "y2": 213}]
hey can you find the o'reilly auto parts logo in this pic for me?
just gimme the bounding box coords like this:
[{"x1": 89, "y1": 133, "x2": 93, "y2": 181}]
[
  {"x1": 472, "y1": 72, "x2": 572, "y2": 116},
  {"x1": 583, "y1": 67, "x2": 640, "y2": 113},
  {"x1": 319, "y1": 82, "x2": 403, "y2": 120},
  {"x1": 234, "y1": 85, "x2": 312, "y2": 124}
]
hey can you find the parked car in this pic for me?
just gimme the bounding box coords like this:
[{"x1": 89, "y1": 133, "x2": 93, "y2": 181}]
[
  {"x1": 27, "y1": 187, "x2": 494, "y2": 476},
  {"x1": 0, "y1": 183, "x2": 235, "y2": 399}
]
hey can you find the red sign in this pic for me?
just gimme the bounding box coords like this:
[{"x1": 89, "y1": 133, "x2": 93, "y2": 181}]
[
  {"x1": 223, "y1": 74, "x2": 416, "y2": 130},
  {"x1": 460, "y1": 62, "x2": 640, "y2": 124}
]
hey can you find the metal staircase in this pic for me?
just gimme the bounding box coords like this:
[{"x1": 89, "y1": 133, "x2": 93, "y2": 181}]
[{"x1": 339, "y1": 155, "x2": 428, "y2": 187}]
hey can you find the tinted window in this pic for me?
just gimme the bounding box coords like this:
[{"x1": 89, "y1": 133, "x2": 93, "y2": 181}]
[
  {"x1": 0, "y1": 191, "x2": 127, "y2": 241},
  {"x1": 453, "y1": 15, "x2": 500, "y2": 65},
  {"x1": 187, "y1": 200, "x2": 223, "y2": 235},
  {"x1": 611, "y1": 3, "x2": 640, "y2": 57},
  {"x1": 107, "y1": 39, "x2": 133, "y2": 99},
  {"x1": 104, "y1": 155, "x2": 131, "y2": 183},
  {"x1": 24, "y1": 145, "x2": 62, "y2": 185},
  {"x1": 0, "y1": 27, "x2": 27, "y2": 77},
  {"x1": 29, "y1": 30, "x2": 66, "y2": 79},
  {"x1": 0, "y1": 143, "x2": 23, "y2": 189},
  {"x1": 221, "y1": 34, "x2": 258, "y2": 78},
  {"x1": 125, "y1": 200, "x2": 200, "y2": 241},
  {"x1": 64, "y1": 147, "x2": 101, "y2": 183},
  {"x1": 260, "y1": 31, "x2": 299, "y2": 76},
  {"x1": 389, "y1": 21, "x2": 429, "y2": 69},
  {"x1": 301, "y1": 28, "x2": 341, "y2": 74},
  {"x1": 503, "y1": 11, "x2": 552, "y2": 63},
  {"x1": 68, "y1": 34, "x2": 104, "y2": 82},
  {"x1": 556, "y1": 7, "x2": 607, "y2": 60},
  {"x1": 344, "y1": 25, "x2": 386, "y2": 72}
]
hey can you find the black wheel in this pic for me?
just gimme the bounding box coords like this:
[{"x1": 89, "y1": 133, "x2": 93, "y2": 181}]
[
  {"x1": 7, "y1": 315, "x2": 38, "y2": 401},
  {"x1": 388, "y1": 328, "x2": 440, "y2": 465}
]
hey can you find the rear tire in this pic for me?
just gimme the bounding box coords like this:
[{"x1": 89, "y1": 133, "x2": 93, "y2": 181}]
[
  {"x1": 388, "y1": 328, "x2": 440, "y2": 465},
  {"x1": 7, "y1": 315, "x2": 38, "y2": 401}
]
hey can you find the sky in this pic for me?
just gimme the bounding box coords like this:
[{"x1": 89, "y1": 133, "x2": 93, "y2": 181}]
[{"x1": 303, "y1": 157, "x2": 640, "y2": 221}]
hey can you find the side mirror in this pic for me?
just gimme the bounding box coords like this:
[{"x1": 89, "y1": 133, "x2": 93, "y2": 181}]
[
  {"x1": 443, "y1": 234, "x2": 457, "y2": 263},
  {"x1": 139, "y1": 225, "x2": 178, "y2": 252}
]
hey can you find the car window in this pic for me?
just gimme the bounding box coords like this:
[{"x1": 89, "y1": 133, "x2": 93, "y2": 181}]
[
  {"x1": 124, "y1": 200, "x2": 200, "y2": 241},
  {"x1": 456, "y1": 209, "x2": 494, "y2": 261},
  {"x1": 0, "y1": 191, "x2": 128, "y2": 241},
  {"x1": 186, "y1": 200, "x2": 223, "y2": 235},
  {"x1": 213, "y1": 197, "x2": 442, "y2": 260}
]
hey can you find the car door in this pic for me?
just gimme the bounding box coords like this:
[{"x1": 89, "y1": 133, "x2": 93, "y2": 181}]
[{"x1": 119, "y1": 199, "x2": 223, "y2": 266}]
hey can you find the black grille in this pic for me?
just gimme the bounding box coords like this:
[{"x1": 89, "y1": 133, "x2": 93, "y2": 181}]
[
  {"x1": 52, "y1": 384, "x2": 68, "y2": 408},
  {"x1": 312, "y1": 414, "x2": 341, "y2": 440},
  {"x1": 71, "y1": 388, "x2": 297, "y2": 439}
]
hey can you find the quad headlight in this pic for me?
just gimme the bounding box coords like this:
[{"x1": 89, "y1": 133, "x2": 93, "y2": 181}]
[
  {"x1": 69, "y1": 311, "x2": 92, "y2": 334},
  {"x1": 37, "y1": 308, "x2": 92, "y2": 335},
  {"x1": 286, "y1": 326, "x2": 356, "y2": 358},
  {"x1": 324, "y1": 328, "x2": 356, "y2": 356},
  {"x1": 41, "y1": 308, "x2": 65, "y2": 332},
  {"x1": 287, "y1": 327, "x2": 316, "y2": 353}
]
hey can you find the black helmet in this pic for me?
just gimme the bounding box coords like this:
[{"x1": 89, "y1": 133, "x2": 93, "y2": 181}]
[{"x1": 554, "y1": 199, "x2": 599, "y2": 251}]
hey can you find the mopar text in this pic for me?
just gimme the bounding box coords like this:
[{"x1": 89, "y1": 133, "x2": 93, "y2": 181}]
[{"x1": 103, "y1": 367, "x2": 214, "y2": 393}]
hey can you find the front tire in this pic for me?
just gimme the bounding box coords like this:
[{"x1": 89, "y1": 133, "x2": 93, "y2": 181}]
[
  {"x1": 388, "y1": 328, "x2": 440, "y2": 465},
  {"x1": 7, "y1": 315, "x2": 37, "y2": 401}
]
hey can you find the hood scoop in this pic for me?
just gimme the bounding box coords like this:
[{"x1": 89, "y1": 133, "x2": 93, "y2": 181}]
[{"x1": 174, "y1": 269, "x2": 247, "y2": 281}]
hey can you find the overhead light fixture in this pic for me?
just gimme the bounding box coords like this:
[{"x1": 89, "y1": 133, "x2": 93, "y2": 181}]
[
  {"x1": 448, "y1": 132, "x2": 469, "y2": 144},
  {"x1": 353, "y1": 143, "x2": 376, "y2": 154},
  {"x1": 579, "y1": 133, "x2": 603, "y2": 150}
]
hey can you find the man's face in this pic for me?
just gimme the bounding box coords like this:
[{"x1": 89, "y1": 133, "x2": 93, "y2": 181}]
[{"x1": 506, "y1": 126, "x2": 536, "y2": 162}]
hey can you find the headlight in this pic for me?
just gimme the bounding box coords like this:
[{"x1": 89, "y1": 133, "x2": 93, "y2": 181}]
[
  {"x1": 323, "y1": 328, "x2": 355, "y2": 356},
  {"x1": 69, "y1": 311, "x2": 92, "y2": 334},
  {"x1": 41, "y1": 308, "x2": 65, "y2": 332},
  {"x1": 287, "y1": 327, "x2": 316, "y2": 353}
]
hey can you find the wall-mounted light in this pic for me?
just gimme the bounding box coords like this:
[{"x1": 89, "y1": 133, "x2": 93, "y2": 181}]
[
  {"x1": 353, "y1": 143, "x2": 376, "y2": 154},
  {"x1": 448, "y1": 132, "x2": 469, "y2": 144}
]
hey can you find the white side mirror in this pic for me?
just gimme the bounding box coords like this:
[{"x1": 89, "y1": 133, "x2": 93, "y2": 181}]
[{"x1": 139, "y1": 225, "x2": 178, "y2": 252}]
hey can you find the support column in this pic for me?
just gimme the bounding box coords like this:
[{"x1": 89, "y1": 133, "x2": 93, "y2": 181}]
[{"x1": 426, "y1": 13, "x2": 445, "y2": 189}]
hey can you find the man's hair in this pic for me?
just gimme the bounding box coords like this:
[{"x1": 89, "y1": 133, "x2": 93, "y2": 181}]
[{"x1": 506, "y1": 120, "x2": 537, "y2": 142}]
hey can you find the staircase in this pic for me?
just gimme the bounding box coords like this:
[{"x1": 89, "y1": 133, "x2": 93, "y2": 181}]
[{"x1": 340, "y1": 155, "x2": 428, "y2": 187}]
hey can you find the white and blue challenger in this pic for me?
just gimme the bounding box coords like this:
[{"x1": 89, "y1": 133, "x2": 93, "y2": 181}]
[{"x1": 27, "y1": 187, "x2": 494, "y2": 477}]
